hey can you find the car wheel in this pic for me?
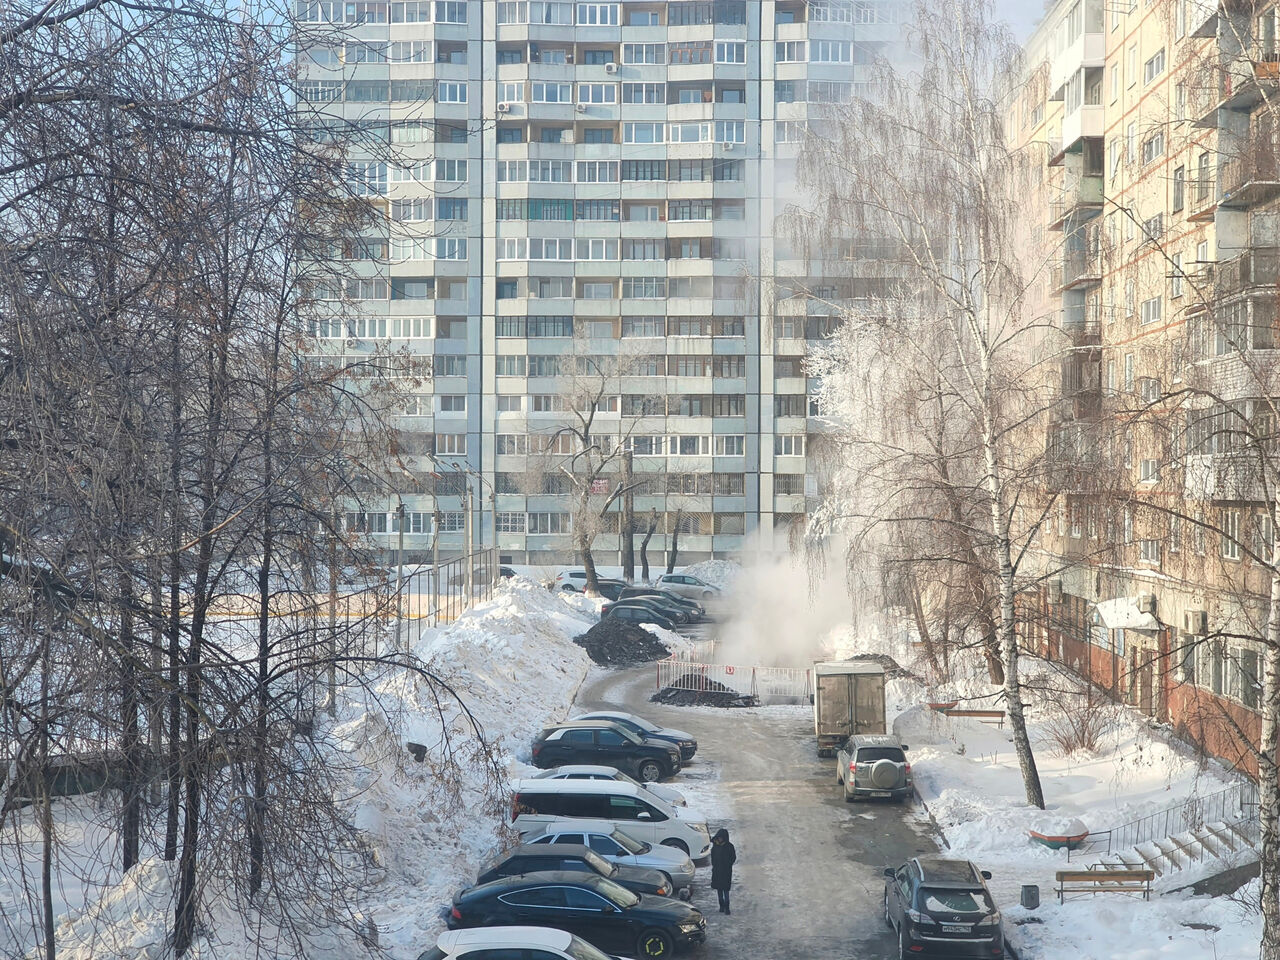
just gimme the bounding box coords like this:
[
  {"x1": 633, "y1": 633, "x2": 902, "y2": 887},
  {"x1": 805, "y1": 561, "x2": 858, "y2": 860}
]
[
  {"x1": 844, "y1": 783, "x2": 856, "y2": 803},
  {"x1": 883, "y1": 891, "x2": 893, "y2": 928},
  {"x1": 637, "y1": 759, "x2": 664, "y2": 783},
  {"x1": 660, "y1": 838, "x2": 689, "y2": 855},
  {"x1": 561, "y1": 584, "x2": 576, "y2": 592},
  {"x1": 898, "y1": 923, "x2": 908, "y2": 960},
  {"x1": 701, "y1": 589, "x2": 713, "y2": 598},
  {"x1": 637, "y1": 929, "x2": 674, "y2": 958},
  {"x1": 658, "y1": 871, "x2": 674, "y2": 889}
]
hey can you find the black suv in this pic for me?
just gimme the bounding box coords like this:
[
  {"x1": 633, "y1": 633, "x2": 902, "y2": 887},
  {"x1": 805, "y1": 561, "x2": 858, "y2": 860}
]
[
  {"x1": 447, "y1": 871, "x2": 706, "y2": 958},
  {"x1": 617, "y1": 587, "x2": 704, "y2": 620},
  {"x1": 532, "y1": 721, "x2": 682, "y2": 782},
  {"x1": 477, "y1": 843, "x2": 673, "y2": 897},
  {"x1": 883, "y1": 858, "x2": 1003, "y2": 958}
]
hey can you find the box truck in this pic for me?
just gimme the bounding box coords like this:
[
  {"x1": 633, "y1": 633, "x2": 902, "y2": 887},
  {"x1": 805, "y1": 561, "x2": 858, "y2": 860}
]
[{"x1": 813, "y1": 660, "x2": 886, "y2": 756}]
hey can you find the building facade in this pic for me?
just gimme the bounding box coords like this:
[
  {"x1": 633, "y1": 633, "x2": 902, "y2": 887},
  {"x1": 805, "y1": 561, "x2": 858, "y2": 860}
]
[
  {"x1": 1019, "y1": 0, "x2": 1280, "y2": 774},
  {"x1": 299, "y1": 0, "x2": 904, "y2": 566}
]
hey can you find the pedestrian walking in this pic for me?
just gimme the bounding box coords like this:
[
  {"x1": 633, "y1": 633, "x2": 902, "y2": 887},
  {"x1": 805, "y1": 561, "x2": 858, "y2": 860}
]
[{"x1": 710, "y1": 827, "x2": 736, "y2": 915}]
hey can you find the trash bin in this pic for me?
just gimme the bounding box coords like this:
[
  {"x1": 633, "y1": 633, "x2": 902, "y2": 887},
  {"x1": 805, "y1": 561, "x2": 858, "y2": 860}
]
[{"x1": 1021, "y1": 883, "x2": 1040, "y2": 910}]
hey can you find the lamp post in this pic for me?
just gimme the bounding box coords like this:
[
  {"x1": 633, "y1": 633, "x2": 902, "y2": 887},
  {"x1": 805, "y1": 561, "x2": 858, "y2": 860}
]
[{"x1": 395, "y1": 499, "x2": 406, "y2": 650}]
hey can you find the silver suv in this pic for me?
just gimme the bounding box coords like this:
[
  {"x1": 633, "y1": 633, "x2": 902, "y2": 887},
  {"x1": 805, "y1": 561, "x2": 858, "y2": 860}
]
[{"x1": 836, "y1": 734, "x2": 912, "y2": 803}]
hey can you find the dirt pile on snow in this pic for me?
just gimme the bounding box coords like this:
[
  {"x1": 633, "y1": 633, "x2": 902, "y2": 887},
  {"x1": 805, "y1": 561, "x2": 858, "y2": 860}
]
[
  {"x1": 651, "y1": 675, "x2": 758, "y2": 708},
  {"x1": 574, "y1": 619, "x2": 672, "y2": 665},
  {"x1": 845, "y1": 652, "x2": 921, "y2": 682}
]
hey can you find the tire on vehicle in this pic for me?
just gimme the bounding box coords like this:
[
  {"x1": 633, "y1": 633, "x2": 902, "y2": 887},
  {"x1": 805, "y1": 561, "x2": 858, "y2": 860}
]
[
  {"x1": 883, "y1": 891, "x2": 893, "y2": 928},
  {"x1": 561, "y1": 584, "x2": 576, "y2": 591},
  {"x1": 844, "y1": 783, "x2": 856, "y2": 803},
  {"x1": 701, "y1": 589, "x2": 713, "y2": 598},
  {"x1": 636, "y1": 928, "x2": 674, "y2": 958},
  {"x1": 898, "y1": 924, "x2": 908, "y2": 960},
  {"x1": 637, "y1": 759, "x2": 664, "y2": 783},
  {"x1": 660, "y1": 837, "x2": 689, "y2": 855}
]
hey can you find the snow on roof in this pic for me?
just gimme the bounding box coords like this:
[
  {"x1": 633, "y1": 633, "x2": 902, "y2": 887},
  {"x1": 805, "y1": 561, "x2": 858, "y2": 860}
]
[{"x1": 1092, "y1": 597, "x2": 1160, "y2": 632}]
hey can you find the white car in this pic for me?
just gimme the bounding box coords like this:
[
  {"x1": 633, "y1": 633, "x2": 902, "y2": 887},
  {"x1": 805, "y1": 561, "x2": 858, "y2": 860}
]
[
  {"x1": 524, "y1": 820, "x2": 697, "y2": 893},
  {"x1": 654, "y1": 573, "x2": 720, "y2": 599},
  {"x1": 554, "y1": 569, "x2": 590, "y2": 592},
  {"x1": 511, "y1": 779, "x2": 712, "y2": 860},
  {"x1": 419, "y1": 926, "x2": 618, "y2": 960},
  {"x1": 532, "y1": 764, "x2": 687, "y2": 807}
]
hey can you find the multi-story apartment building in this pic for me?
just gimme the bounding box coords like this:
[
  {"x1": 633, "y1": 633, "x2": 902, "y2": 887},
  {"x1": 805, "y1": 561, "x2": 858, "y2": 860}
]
[
  {"x1": 298, "y1": 0, "x2": 905, "y2": 568},
  {"x1": 1019, "y1": 0, "x2": 1280, "y2": 774}
]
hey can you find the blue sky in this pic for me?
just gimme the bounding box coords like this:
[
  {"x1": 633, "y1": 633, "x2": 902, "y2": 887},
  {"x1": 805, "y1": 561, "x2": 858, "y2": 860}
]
[{"x1": 995, "y1": 0, "x2": 1045, "y2": 41}]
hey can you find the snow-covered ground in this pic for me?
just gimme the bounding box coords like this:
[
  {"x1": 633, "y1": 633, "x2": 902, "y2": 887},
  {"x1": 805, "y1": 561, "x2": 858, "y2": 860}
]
[
  {"x1": 0, "y1": 578, "x2": 605, "y2": 960},
  {"x1": 831, "y1": 623, "x2": 1263, "y2": 959}
]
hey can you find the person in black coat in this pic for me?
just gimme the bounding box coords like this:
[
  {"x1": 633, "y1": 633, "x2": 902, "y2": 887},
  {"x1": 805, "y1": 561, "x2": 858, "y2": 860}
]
[{"x1": 709, "y1": 827, "x2": 736, "y2": 914}]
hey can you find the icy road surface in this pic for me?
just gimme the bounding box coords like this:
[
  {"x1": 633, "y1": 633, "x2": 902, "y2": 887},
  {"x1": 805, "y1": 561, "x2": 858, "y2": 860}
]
[{"x1": 576, "y1": 668, "x2": 944, "y2": 959}]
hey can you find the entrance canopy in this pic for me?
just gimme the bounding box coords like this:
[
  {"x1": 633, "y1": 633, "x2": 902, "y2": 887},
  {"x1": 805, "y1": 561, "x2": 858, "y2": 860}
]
[{"x1": 1092, "y1": 597, "x2": 1160, "y2": 632}]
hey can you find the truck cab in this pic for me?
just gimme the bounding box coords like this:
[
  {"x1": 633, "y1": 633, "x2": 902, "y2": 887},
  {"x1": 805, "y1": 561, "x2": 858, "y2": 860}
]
[{"x1": 812, "y1": 660, "x2": 886, "y2": 756}]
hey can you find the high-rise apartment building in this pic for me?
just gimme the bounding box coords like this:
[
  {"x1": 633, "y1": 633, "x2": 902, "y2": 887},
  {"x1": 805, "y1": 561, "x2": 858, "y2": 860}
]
[
  {"x1": 1018, "y1": 0, "x2": 1280, "y2": 773},
  {"x1": 299, "y1": 0, "x2": 905, "y2": 567}
]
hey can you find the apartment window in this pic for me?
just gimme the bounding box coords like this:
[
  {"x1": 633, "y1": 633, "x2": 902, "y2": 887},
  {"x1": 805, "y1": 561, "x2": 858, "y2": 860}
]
[
  {"x1": 775, "y1": 41, "x2": 806, "y2": 62},
  {"x1": 623, "y1": 82, "x2": 664, "y2": 104},
  {"x1": 622, "y1": 42, "x2": 664, "y2": 64},
  {"x1": 1139, "y1": 458, "x2": 1160, "y2": 482},
  {"x1": 1127, "y1": 45, "x2": 1137, "y2": 86},
  {"x1": 1141, "y1": 131, "x2": 1165, "y2": 165},
  {"x1": 1110, "y1": 64, "x2": 1119, "y2": 103},
  {"x1": 622, "y1": 277, "x2": 665, "y2": 299},
  {"x1": 497, "y1": 47, "x2": 524, "y2": 64},
  {"x1": 438, "y1": 394, "x2": 466, "y2": 413},
  {"x1": 347, "y1": 160, "x2": 387, "y2": 196},
  {"x1": 1176, "y1": 0, "x2": 1187, "y2": 36},
  {"x1": 810, "y1": 39, "x2": 851, "y2": 62},
  {"x1": 714, "y1": 435, "x2": 745, "y2": 456},
  {"x1": 1222, "y1": 509, "x2": 1242, "y2": 559},
  {"x1": 576, "y1": 161, "x2": 619, "y2": 183},
  {"x1": 1170, "y1": 251, "x2": 1184, "y2": 298},
  {"x1": 669, "y1": 121, "x2": 711, "y2": 143},
  {"x1": 435, "y1": 0, "x2": 466, "y2": 21},
  {"x1": 774, "y1": 395, "x2": 806, "y2": 417},
  {"x1": 1143, "y1": 48, "x2": 1165, "y2": 84},
  {"x1": 713, "y1": 159, "x2": 743, "y2": 181},
  {"x1": 494, "y1": 356, "x2": 526, "y2": 376},
  {"x1": 496, "y1": 81, "x2": 523, "y2": 104},
  {"x1": 1172, "y1": 165, "x2": 1186, "y2": 212},
  {"x1": 532, "y1": 82, "x2": 572, "y2": 103},
  {"x1": 345, "y1": 511, "x2": 388, "y2": 533},
  {"x1": 497, "y1": 126, "x2": 525, "y2": 144},
  {"x1": 578, "y1": 83, "x2": 617, "y2": 104},
  {"x1": 528, "y1": 512, "x2": 571, "y2": 534},
  {"x1": 715, "y1": 120, "x2": 746, "y2": 143},
  {"x1": 1126, "y1": 122, "x2": 1137, "y2": 164},
  {"x1": 774, "y1": 435, "x2": 805, "y2": 456},
  {"x1": 576, "y1": 3, "x2": 618, "y2": 25},
  {"x1": 715, "y1": 41, "x2": 745, "y2": 63},
  {"x1": 434, "y1": 433, "x2": 467, "y2": 455},
  {"x1": 1140, "y1": 296, "x2": 1163, "y2": 325},
  {"x1": 575, "y1": 238, "x2": 618, "y2": 260},
  {"x1": 435, "y1": 81, "x2": 467, "y2": 102},
  {"x1": 529, "y1": 160, "x2": 573, "y2": 182},
  {"x1": 628, "y1": 9, "x2": 658, "y2": 24},
  {"x1": 496, "y1": 279, "x2": 519, "y2": 299},
  {"x1": 775, "y1": 474, "x2": 803, "y2": 495},
  {"x1": 496, "y1": 512, "x2": 527, "y2": 533},
  {"x1": 1139, "y1": 539, "x2": 1162, "y2": 564},
  {"x1": 1124, "y1": 353, "x2": 1135, "y2": 392},
  {"x1": 436, "y1": 159, "x2": 467, "y2": 181},
  {"x1": 624, "y1": 122, "x2": 664, "y2": 144},
  {"x1": 669, "y1": 41, "x2": 712, "y2": 64},
  {"x1": 713, "y1": 355, "x2": 745, "y2": 377},
  {"x1": 776, "y1": 81, "x2": 799, "y2": 103},
  {"x1": 1175, "y1": 82, "x2": 1186, "y2": 121},
  {"x1": 1170, "y1": 514, "x2": 1182, "y2": 553}
]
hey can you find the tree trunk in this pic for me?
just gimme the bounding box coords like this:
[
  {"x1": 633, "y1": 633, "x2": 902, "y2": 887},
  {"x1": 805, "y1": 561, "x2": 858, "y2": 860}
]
[
  {"x1": 1258, "y1": 548, "x2": 1280, "y2": 960},
  {"x1": 640, "y1": 509, "x2": 657, "y2": 582},
  {"x1": 908, "y1": 575, "x2": 942, "y2": 678},
  {"x1": 578, "y1": 524, "x2": 600, "y2": 596},
  {"x1": 249, "y1": 432, "x2": 274, "y2": 897},
  {"x1": 620, "y1": 450, "x2": 634, "y2": 581},
  {"x1": 39, "y1": 633, "x2": 54, "y2": 960},
  {"x1": 665, "y1": 510, "x2": 682, "y2": 575},
  {"x1": 119, "y1": 577, "x2": 141, "y2": 871}
]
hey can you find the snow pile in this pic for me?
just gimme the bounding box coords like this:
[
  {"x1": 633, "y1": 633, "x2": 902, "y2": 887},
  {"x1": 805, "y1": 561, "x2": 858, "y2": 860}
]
[
  {"x1": 0, "y1": 579, "x2": 597, "y2": 960},
  {"x1": 680, "y1": 559, "x2": 740, "y2": 589},
  {"x1": 641, "y1": 623, "x2": 697, "y2": 660}
]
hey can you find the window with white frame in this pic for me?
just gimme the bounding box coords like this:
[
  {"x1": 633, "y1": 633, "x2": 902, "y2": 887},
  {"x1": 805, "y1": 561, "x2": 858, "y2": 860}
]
[
  {"x1": 435, "y1": 237, "x2": 467, "y2": 260},
  {"x1": 1172, "y1": 253, "x2": 1184, "y2": 298},
  {"x1": 1222, "y1": 509, "x2": 1241, "y2": 559},
  {"x1": 497, "y1": 395, "x2": 524, "y2": 412},
  {"x1": 810, "y1": 39, "x2": 852, "y2": 62},
  {"x1": 622, "y1": 42, "x2": 664, "y2": 63},
  {"x1": 715, "y1": 120, "x2": 745, "y2": 143},
  {"x1": 346, "y1": 316, "x2": 387, "y2": 338},
  {"x1": 774, "y1": 434, "x2": 805, "y2": 456},
  {"x1": 669, "y1": 122, "x2": 711, "y2": 143},
  {"x1": 1141, "y1": 131, "x2": 1165, "y2": 165},
  {"x1": 714, "y1": 435, "x2": 745, "y2": 456},
  {"x1": 496, "y1": 512, "x2": 527, "y2": 533},
  {"x1": 1143, "y1": 48, "x2": 1165, "y2": 83},
  {"x1": 495, "y1": 433, "x2": 528, "y2": 454},
  {"x1": 578, "y1": 83, "x2": 617, "y2": 104},
  {"x1": 345, "y1": 511, "x2": 388, "y2": 533},
  {"x1": 436, "y1": 159, "x2": 467, "y2": 181},
  {"x1": 1139, "y1": 539, "x2": 1162, "y2": 563},
  {"x1": 527, "y1": 512, "x2": 571, "y2": 534},
  {"x1": 1140, "y1": 296, "x2": 1162, "y2": 325},
  {"x1": 715, "y1": 41, "x2": 746, "y2": 63},
  {"x1": 435, "y1": 433, "x2": 467, "y2": 455},
  {"x1": 622, "y1": 276, "x2": 665, "y2": 298},
  {"x1": 347, "y1": 161, "x2": 387, "y2": 196},
  {"x1": 624, "y1": 122, "x2": 664, "y2": 144},
  {"x1": 435, "y1": 81, "x2": 467, "y2": 102},
  {"x1": 1140, "y1": 458, "x2": 1160, "y2": 482},
  {"x1": 576, "y1": 3, "x2": 618, "y2": 25},
  {"x1": 497, "y1": 81, "x2": 523, "y2": 103},
  {"x1": 438, "y1": 394, "x2": 467, "y2": 413},
  {"x1": 434, "y1": 0, "x2": 465, "y2": 21},
  {"x1": 532, "y1": 82, "x2": 572, "y2": 103},
  {"x1": 577, "y1": 161, "x2": 618, "y2": 182},
  {"x1": 775, "y1": 41, "x2": 806, "y2": 62}
]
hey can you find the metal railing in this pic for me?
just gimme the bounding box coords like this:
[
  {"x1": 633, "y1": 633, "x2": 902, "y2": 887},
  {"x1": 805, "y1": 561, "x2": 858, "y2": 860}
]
[
  {"x1": 401, "y1": 548, "x2": 501, "y2": 643},
  {"x1": 655, "y1": 657, "x2": 812, "y2": 703},
  {"x1": 1067, "y1": 780, "x2": 1259, "y2": 862}
]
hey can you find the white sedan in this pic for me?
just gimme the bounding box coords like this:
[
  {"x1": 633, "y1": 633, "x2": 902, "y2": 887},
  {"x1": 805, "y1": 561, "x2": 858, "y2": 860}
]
[
  {"x1": 532, "y1": 764, "x2": 687, "y2": 806},
  {"x1": 420, "y1": 926, "x2": 618, "y2": 960}
]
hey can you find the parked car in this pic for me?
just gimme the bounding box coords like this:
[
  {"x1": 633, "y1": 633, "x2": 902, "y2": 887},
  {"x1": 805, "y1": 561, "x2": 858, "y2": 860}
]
[
  {"x1": 601, "y1": 604, "x2": 677, "y2": 632},
  {"x1": 532, "y1": 764, "x2": 687, "y2": 807},
  {"x1": 477, "y1": 843, "x2": 673, "y2": 897},
  {"x1": 446, "y1": 872, "x2": 706, "y2": 958},
  {"x1": 524, "y1": 821, "x2": 697, "y2": 894},
  {"x1": 617, "y1": 587, "x2": 704, "y2": 620},
  {"x1": 554, "y1": 571, "x2": 626, "y2": 593},
  {"x1": 510, "y1": 779, "x2": 712, "y2": 859},
  {"x1": 419, "y1": 925, "x2": 617, "y2": 960},
  {"x1": 574, "y1": 711, "x2": 698, "y2": 762},
  {"x1": 883, "y1": 858, "x2": 1004, "y2": 959},
  {"x1": 601, "y1": 597, "x2": 691, "y2": 625},
  {"x1": 532, "y1": 720, "x2": 682, "y2": 782},
  {"x1": 499, "y1": 566, "x2": 517, "y2": 579},
  {"x1": 837, "y1": 734, "x2": 912, "y2": 803},
  {"x1": 653, "y1": 573, "x2": 720, "y2": 599}
]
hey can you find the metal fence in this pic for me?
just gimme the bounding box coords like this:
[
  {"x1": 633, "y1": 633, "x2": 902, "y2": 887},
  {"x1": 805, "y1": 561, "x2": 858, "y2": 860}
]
[
  {"x1": 400, "y1": 548, "x2": 500, "y2": 644},
  {"x1": 655, "y1": 657, "x2": 812, "y2": 703},
  {"x1": 1067, "y1": 780, "x2": 1260, "y2": 862}
]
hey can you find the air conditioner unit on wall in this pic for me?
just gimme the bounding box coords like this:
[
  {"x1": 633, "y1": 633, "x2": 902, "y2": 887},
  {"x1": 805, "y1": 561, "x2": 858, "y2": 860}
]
[
  {"x1": 1138, "y1": 593, "x2": 1157, "y2": 615},
  {"x1": 604, "y1": 62, "x2": 618, "y2": 73},
  {"x1": 497, "y1": 101, "x2": 511, "y2": 113},
  {"x1": 722, "y1": 141, "x2": 735, "y2": 151},
  {"x1": 575, "y1": 102, "x2": 587, "y2": 113},
  {"x1": 1184, "y1": 609, "x2": 1209, "y2": 635}
]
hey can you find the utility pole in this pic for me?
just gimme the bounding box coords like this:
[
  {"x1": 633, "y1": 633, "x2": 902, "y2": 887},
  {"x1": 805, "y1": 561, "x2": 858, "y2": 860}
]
[
  {"x1": 621, "y1": 449, "x2": 634, "y2": 581},
  {"x1": 432, "y1": 507, "x2": 442, "y2": 627},
  {"x1": 326, "y1": 510, "x2": 338, "y2": 717},
  {"x1": 464, "y1": 482, "x2": 473, "y2": 604}
]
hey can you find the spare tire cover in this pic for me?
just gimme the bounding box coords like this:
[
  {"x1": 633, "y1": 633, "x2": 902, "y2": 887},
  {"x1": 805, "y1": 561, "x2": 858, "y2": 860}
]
[{"x1": 870, "y1": 758, "x2": 900, "y2": 788}]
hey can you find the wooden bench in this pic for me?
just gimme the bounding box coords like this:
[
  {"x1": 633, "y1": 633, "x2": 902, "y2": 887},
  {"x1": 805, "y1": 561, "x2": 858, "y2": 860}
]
[
  {"x1": 941, "y1": 708, "x2": 1006, "y2": 728},
  {"x1": 1055, "y1": 868, "x2": 1153, "y2": 903}
]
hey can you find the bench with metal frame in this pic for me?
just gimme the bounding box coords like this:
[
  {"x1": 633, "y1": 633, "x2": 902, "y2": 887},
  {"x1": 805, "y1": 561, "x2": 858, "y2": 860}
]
[{"x1": 1054, "y1": 867, "x2": 1153, "y2": 903}]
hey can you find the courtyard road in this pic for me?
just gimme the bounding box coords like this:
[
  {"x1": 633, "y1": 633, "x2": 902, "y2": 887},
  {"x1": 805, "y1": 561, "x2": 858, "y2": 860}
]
[{"x1": 576, "y1": 667, "x2": 944, "y2": 960}]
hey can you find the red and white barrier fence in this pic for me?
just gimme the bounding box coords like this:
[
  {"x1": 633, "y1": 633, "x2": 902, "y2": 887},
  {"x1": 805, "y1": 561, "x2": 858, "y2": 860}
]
[{"x1": 655, "y1": 657, "x2": 812, "y2": 702}]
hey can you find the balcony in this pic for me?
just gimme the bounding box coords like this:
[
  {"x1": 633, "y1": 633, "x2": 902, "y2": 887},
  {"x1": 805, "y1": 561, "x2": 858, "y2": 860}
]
[
  {"x1": 1060, "y1": 242, "x2": 1102, "y2": 290},
  {"x1": 1214, "y1": 247, "x2": 1280, "y2": 299},
  {"x1": 1048, "y1": 175, "x2": 1104, "y2": 231},
  {"x1": 1219, "y1": 140, "x2": 1280, "y2": 209},
  {"x1": 1184, "y1": 453, "x2": 1267, "y2": 502},
  {"x1": 1049, "y1": 105, "x2": 1104, "y2": 167},
  {"x1": 1213, "y1": 43, "x2": 1280, "y2": 115},
  {"x1": 1061, "y1": 302, "x2": 1102, "y2": 343},
  {"x1": 1188, "y1": 176, "x2": 1219, "y2": 221}
]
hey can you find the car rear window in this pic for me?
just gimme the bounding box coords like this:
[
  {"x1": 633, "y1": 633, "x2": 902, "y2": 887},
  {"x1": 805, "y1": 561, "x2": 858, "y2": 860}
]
[
  {"x1": 920, "y1": 887, "x2": 992, "y2": 913},
  {"x1": 856, "y1": 747, "x2": 905, "y2": 762},
  {"x1": 417, "y1": 949, "x2": 447, "y2": 960}
]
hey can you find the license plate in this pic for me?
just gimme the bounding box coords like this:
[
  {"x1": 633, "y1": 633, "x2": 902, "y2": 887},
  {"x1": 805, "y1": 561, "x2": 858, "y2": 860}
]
[
  {"x1": 871, "y1": 791, "x2": 891, "y2": 798},
  {"x1": 941, "y1": 924, "x2": 970, "y2": 933}
]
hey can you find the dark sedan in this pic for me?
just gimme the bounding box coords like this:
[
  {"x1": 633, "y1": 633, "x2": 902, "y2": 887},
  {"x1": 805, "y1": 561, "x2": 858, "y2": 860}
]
[
  {"x1": 602, "y1": 596, "x2": 691, "y2": 625},
  {"x1": 477, "y1": 843, "x2": 673, "y2": 897},
  {"x1": 601, "y1": 604, "x2": 677, "y2": 632},
  {"x1": 447, "y1": 871, "x2": 707, "y2": 959},
  {"x1": 883, "y1": 857, "x2": 1004, "y2": 958},
  {"x1": 532, "y1": 720, "x2": 682, "y2": 781}
]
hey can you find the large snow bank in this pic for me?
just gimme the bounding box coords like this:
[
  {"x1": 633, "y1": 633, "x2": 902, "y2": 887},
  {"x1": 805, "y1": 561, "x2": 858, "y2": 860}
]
[
  {"x1": 0, "y1": 579, "x2": 596, "y2": 960},
  {"x1": 680, "y1": 559, "x2": 740, "y2": 589}
]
